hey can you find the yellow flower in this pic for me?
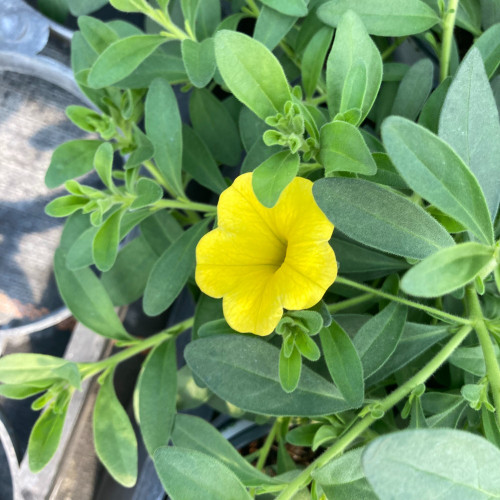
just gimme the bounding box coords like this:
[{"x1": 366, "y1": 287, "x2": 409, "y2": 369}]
[{"x1": 195, "y1": 173, "x2": 337, "y2": 336}]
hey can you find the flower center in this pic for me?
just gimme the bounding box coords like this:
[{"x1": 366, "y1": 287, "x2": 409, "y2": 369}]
[{"x1": 272, "y1": 239, "x2": 288, "y2": 270}]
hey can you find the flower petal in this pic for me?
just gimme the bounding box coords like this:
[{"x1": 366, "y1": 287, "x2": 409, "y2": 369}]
[
  {"x1": 276, "y1": 240, "x2": 337, "y2": 310},
  {"x1": 270, "y1": 176, "x2": 334, "y2": 243},
  {"x1": 223, "y1": 275, "x2": 283, "y2": 336}
]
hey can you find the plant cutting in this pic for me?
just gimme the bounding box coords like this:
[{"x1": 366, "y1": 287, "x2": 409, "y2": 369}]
[{"x1": 2, "y1": 0, "x2": 500, "y2": 498}]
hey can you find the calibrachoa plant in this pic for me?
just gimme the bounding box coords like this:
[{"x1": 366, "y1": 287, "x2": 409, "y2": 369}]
[{"x1": 1, "y1": 0, "x2": 500, "y2": 498}]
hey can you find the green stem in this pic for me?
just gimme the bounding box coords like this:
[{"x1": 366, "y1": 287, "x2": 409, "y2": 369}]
[
  {"x1": 276, "y1": 323, "x2": 472, "y2": 499},
  {"x1": 335, "y1": 276, "x2": 471, "y2": 325},
  {"x1": 381, "y1": 37, "x2": 407, "y2": 61},
  {"x1": 142, "y1": 159, "x2": 174, "y2": 194},
  {"x1": 466, "y1": 286, "x2": 500, "y2": 425},
  {"x1": 327, "y1": 293, "x2": 374, "y2": 314},
  {"x1": 154, "y1": 199, "x2": 217, "y2": 214},
  {"x1": 256, "y1": 419, "x2": 280, "y2": 471},
  {"x1": 245, "y1": 0, "x2": 260, "y2": 17},
  {"x1": 440, "y1": 0, "x2": 460, "y2": 82},
  {"x1": 79, "y1": 318, "x2": 194, "y2": 380}
]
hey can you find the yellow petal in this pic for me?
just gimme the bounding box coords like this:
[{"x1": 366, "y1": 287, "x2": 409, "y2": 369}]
[
  {"x1": 223, "y1": 274, "x2": 283, "y2": 336},
  {"x1": 276, "y1": 240, "x2": 337, "y2": 310},
  {"x1": 270, "y1": 176, "x2": 334, "y2": 243}
]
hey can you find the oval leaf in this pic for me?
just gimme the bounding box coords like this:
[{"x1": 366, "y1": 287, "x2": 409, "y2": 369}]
[
  {"x1": 313, "y1": 178, "x2": 454, "y2": 260},
  {"x1": 181, "y1": 38, "x2": 216, "y2": 88},
  {"x1": 154, "y1": 447, "x2": 252, "y2": 500},
  {"x1": 185, "y1": 335, "x2": 353, "y2": 417},
  {"x1": 318, "y1": 0, "x2": 440, "y2": 36},
  {"x1": 94, "y1": 371, "x2": 138, "y2": 487},
  {"x1": 362, "y1": 429, "x2": 500, "y2": 500},
  {"x1": 214, "y1": 30, "x2": 291, "y2": 120},
  {"x1": 382, "y1": 116, "x2": 494, "y2": 245},
  {"x1": 401, "y1": 242, "x2": 495, "y2": 298}
]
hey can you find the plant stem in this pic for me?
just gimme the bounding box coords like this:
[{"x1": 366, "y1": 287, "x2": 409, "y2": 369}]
[
  {"x1": 381, "y1": 37, "x2": 407, "y2": 61},
  {"x1": 276, "y1": 323, "x2": 472, "y2": 499},
  {"x1": 154, "y1": 199, "x2": 217, "y2": 214},
  {"x1": 256, "y1": 419, "x2": 280, "y2": 471},
  {"x1": 327, "y1": 293, "x2": 374, "y2": 313},
  {"x1": 79, "y1": 317, "x2": 194, "y2": 380},
  {"x1": 245, "y1": 0, "x2": 260, "y2": 17},
  {"x1": 440, "y1": 0, "x2": 460, "y2": 82},
  {"x1": 466, "y1": 286, "x2": 500, "y2": 425},
  {"x1": 142, "y1": 159, "x2": 174, "y2": 194},
  {"x1": 335, "y1": 276, "x2": 471, "y2": 325}
]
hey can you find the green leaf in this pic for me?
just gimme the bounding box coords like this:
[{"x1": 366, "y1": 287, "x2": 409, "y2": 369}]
[
  {"x1": 154, "y1": 447, "x2": 252, "y2": 500},
  {"x1": 214, "y1": 30, "x2": 291, "y2": 120},
  {"x1": 124, "y1": 127, "x2": 155, "y2": 169},
  {"x1": 143, "y1": 220, "x2": 210, "y2": 316},
  {"x1": 109, "y1": 0, "x2": 150, "y2": 13},
  {"x1": 45, "y1": 140, "x2": 102, "y2": 188},
  {"x1": 45, "y1": 196, "x2": 88, "y2": 217},
  {"x1": 418, "y1": 77, "x2": 452, "y2": 134},
  {"x1": 320, "y1": 321, "x2": 364, "y2": 407},
  {"x1": 286, "y1": 423, "x2": 322, "y2": 446},
  {"x1": 28, "y1": 404, "x2": 69, "y2": 473},
  {"x1": 241, "y1": 139, "x2": 280, "y2": 174},
  {"x1": 181, "y1": 0, "x2": 201, "y2": 29},
  {"x1": 54, "y1": 249, "x2": 132, "y2": 341},
  {"x1": 391, "y1": 58, "x2": 433, "y2": 120},
  {"x1": 190, "y1": 89, "x2": 242, "y2": 166},
  {"x1": 93, "y1": 142, "x2": 114, "y2": 189},
  {"x1": 130, "y1": 178, "x2": 163, "y2": 210},
  {"x1": 449, "y1": 345, "x2": 500, "y2": 377},
  {"x1": 362, "y1": 429, "x2": 500, "y2": 499},
  {"x1": 252, "y1": 151, "x2": 299, "y2": 208},
  {"x1": 171, "y1": 414, "x2": 277, "y2": 486},
  {"x1": 145, "y1": 78, "x2": 185, "y2": 198},
  {"x1": 456, "y1": 0, "x2": 482, "y2": 35},
  {"x1": 313, "y1": 447, "x2": 378, "y2": 500},
  {"x1": 101, "y1": 236, "x2": 157, "y2": 306},
  {"x1": 78, "y1": 16, "x2": 119, "y2": 54},
  {"x1": 92, "y1": 209, "x2": 124, "y2": 272},
  {"x1": 382, "y1": 116, "x2": 494, "y2": 245},
  {"x1": 260, "y1": 0, "x2": 308, "y2": 17},
  {"x1": 439, "y1": 48, "x2": 500, "y2": 222},
  {"x1": 68, "y1": 0, "x2": 108, "y2": 15},
  {"x1": 0, "y1": 354, "x2": 80, "y2": 388},
  {"x1": 366, "y1": 323, "x2": 449, "y2": 386},
  {"x1": 326, "y1": 11, "x2": 382, "y2": 122},
  {"x1": 353, "y1": 303, "x2": 407, "y2": 378},
  {"x1": 471, "y1": 23, "x2": 500, "y2": 78},
  {"x1": 313, "y1": 178, "x2": 454, "y2": 260},
  {"x1": 140, "y1": 210, "x2": 183, "y2": 256},
  {"x1": 195, "y1": 0, "x2": 220, "y2": 40},
  {"x1": 181, "y1": 38, "x2": 216, "y2": 88},
  {"x1": 0, "y1": 384, "x2": 48, "y2": 400},
  {"x1": 198, "y1": 319, "x2": 238, "y2": 337},
  {"x1": 279, "y1": 346, "x2": 302, "y2": 393},
  {"x1": 137, "y1": 339, "x2": 177, "y2": 456},
  {"x1": 193, "y1": 294, "x2": 223, "y2": 340},
  {"x1": 182, "y1": 125, "x2": 227, "y2": 193},
  {"x1": 239, "y1": 106, "x2": 268, "y2": 151},
  {"x1": 319, "y1": 121, "x2": 377, "y2": 176},
  {"x1": 88, "y1": 35, "x2": 167, "y2": 88},
  {"x1": 185, "y1": 335, "x2": 354, "y2": 416},
  {"x1": 254, "y1": 6, "x2": 297, "y2": 51},
  {"x1": 318, "y1": 0, "x2": 440, "y2": 36},
  {"x1": 301, "y1": 27, "x2": 333, "y2": 99},
  {"x1": 94, "y1": 371, "x2": 138, "y2": 487},
  {"x1": 401, "y1": 242, "x2": 495, "y2": 298}
]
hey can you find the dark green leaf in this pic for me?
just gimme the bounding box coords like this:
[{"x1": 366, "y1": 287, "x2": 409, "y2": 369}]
[
  {"x1": 391, "y1": 58, "x2": 433, "y2": 120},
  {"x1": 181, "y1": 38, "x2": 216, "y2": 88},
  {"x1": 439, "y1": 48, "x2": 500, "y2": 222},
  {"x1": 254, "y1": 7, "x2": 296, "y2": 51},
  {"x1": 471, "y1": 23, "x2": 500, "y2": 78},
  {"x1": 68, "y1": 0, "x2": 108, "y2": 15},
  {"x1": 260, "y1": 0, "x2": 308, "y2": 17},
  {"x1": 326, "y1": 10, "x2": 382, "y2": 122},
  {"x1": 94, "y1": 371, "x2": 138, "y2": 487},
  {"x1": 252, "y1": 151, "x2": 299, "y2": 208},
  {"x1": 54, "y1": 249, "x2": 132, "y2": 341},
  {"x1": 320, "y1": 321, "x2": 364, "y2": 406},
  {"x1": 239, "y1": 106, "x2": 268, "y2": 151},
  {"x1": 88, "y1": 35, "x2": 167, "y2": 88},
  {"x1": 124, "y1": 127, "x2": 155, "y2": 169},
  {"x1": 45, "y1": 140, "x2": 102, "y2": 188},
  {"x1": 318, "y1": 0, "x2": 440, "y2": 36},
  {"x1": 214, "y1": 30, "x2": 291, "y2": 120},
  {"x1": 140, "y1": 210, "x2": 183, "y2": 256},
  {"x1": 182, "y1": 125, "x2": 227, "y2": 193},
  {"x1": 143, "y1": 220, "x2": 210, "y2": 316},
  {"x1": 172, "y1": 414, "x2": 277, "y2": 486},
  {"x1": 418, "y1": 77, "x2": 452, "y2": 134},
  {"x1": 190, "y1": 89, "x2": 242, "y2": 166},
  {"x1": 145, "y1": 78, "x2": 185, "y2": 198},
  {"x1": 192, "y1": 294, "x2": 223, "y2": 340},
  {"x1": 313, "y1": 178, "x2": 454, "y2": 259},
  {"x1": 154, "y1": 447, "x2": 252, "y2": 500},
  {"x1": 382, "y1": 116, "x2": 494, "y2": 245},
  {"x1": 78, "y1": 16, "x2": 119, "y2": 54},
  {"x1": 185, "y1": 335, "x2": 354, "y2": 416},
  {"x1": 401, "y1": 242, "x2": 495, "y2": 298},
  {"x1": 449, "y1": 345, "x2": 500, "y2": 377},
  {"x1": 319, "y1": 121, "x2": 377, "y2": 176},
  {"x1": 198, "y1": 319, "x2": 238, "y2": 337},
  {"x1": 353, "y1": 303, "x2": 407, "y2": 378},
  {"x1": 138, "y1": 339, "x2": 177, "y2": 456},
  {"x1": 362, "y1": 429, "x2": 500, "y2": 499},
  {"x1": 286, "y1": 423, "x2": 322, "y2": 446}
]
